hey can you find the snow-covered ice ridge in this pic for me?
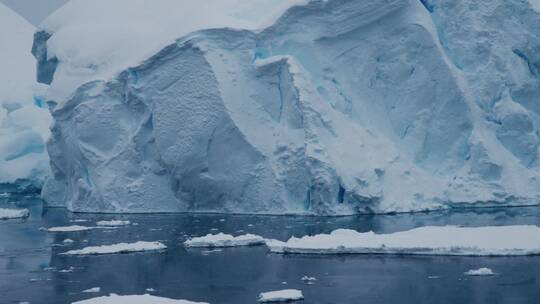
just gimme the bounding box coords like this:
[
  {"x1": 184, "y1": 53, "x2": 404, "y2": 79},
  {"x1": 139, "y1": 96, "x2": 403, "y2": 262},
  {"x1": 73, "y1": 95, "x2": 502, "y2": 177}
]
[
  {"x1": 266, "y1": 225, "x2": 540, "y2": 256},
  {"x1": 36, "y1": 0, "x2": 540, "y2": 214},
  {"x1": 184, "y1": 233, "x2": 265, "y2": 247},
  {"x1": 0, "y1": 3, "x2": 51, "y2": 189}
]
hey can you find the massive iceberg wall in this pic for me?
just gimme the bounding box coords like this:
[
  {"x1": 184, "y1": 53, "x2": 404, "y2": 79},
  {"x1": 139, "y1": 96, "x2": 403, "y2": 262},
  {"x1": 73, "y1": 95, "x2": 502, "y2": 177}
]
[
  {"x1": 0, "y1": 3, "x2": 51, "y2": 191},
  {"x1": 36, "y1": 0, "x2": 540, "y2": 214}
]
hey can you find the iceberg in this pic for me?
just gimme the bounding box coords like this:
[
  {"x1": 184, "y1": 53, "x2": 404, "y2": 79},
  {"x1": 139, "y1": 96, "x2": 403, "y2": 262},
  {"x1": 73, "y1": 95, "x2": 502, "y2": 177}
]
[
  {"x1": 61, "y1": 241, "x2": 166, "y2": 255},
  {"x1": 95, "y1": 220, "x2": 131, "y2": 226},
  {"x1": 73, "y1": 294, "x2": 208, "y2": 304},
  {"x1": 464, "y1": 267, "x2": 495, "y2": 276},
  {"x1": 35, "y1": 0, "x2": 540, "y2": 214},
  {"x1": 47, "y1": 225, "x2": 95, "y2": 232},
  {"x1": 0, "y1": 207, "x2": 30, "y2": 219},
  {"x1": 258, "y1": 289, "x2": 304, "y2": 303},
  {"x1": 0, "y1": 3, "x2": 52, "y2": 190},
  {"x1": 184, "y1": 233, "x2": 266, "y2": 248},
  {"x1": 265, "y1": 225, "x2": 540, "y2": 256}
]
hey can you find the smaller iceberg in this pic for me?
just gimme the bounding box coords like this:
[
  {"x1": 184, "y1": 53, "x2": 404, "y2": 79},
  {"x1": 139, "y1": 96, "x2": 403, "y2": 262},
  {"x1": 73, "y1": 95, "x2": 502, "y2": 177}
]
[
  {"x1": 0, "y1": 207, "x2": 29, "y2": 219},
  {"x1": 95, "y1": 220, "x2": 131, "y2": 226},
  {"x1": 258, "y1": 289, "x2": 304, "y2": 303},
  {"x1": 47, "y1": 225, "x2": 95, "y2": 232},
  {"x1": 61, "y1": 241, "x2": 166, "y2": 255},
  {"x1": 266, "y1": 225, "x2": 540, "y2": 256},
  {"x1": 464, "y1": 268, "x2": 495, "y2": 276},
  {"x1": 184, "y1": 233, "x2": 265, "y2": 248},
  {"x1": 73, "y1": 293, "x2": 208, "y2": 304}
]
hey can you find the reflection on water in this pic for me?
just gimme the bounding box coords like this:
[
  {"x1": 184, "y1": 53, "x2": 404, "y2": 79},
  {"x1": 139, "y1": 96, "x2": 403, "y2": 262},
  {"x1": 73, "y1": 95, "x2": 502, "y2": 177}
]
[{"x1": 1, "y1": 196, "x2": 540, "y2": 303}]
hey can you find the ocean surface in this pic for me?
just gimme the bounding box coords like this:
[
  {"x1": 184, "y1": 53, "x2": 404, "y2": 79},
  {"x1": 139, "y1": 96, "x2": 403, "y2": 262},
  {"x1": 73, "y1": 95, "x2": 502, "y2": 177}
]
[{"x1": 1, "y1": 195, "x2": 540, "y2": 303}]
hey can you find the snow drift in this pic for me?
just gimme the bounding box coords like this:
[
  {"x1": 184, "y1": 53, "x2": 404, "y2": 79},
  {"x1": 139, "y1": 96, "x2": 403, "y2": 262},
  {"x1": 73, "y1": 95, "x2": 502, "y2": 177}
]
[
  {"x1": 35, "y1": 0, "x2": 540, "y2": 214},
  {"x1": 0, "y1": 3, "x2": 51, "y2": 190}
]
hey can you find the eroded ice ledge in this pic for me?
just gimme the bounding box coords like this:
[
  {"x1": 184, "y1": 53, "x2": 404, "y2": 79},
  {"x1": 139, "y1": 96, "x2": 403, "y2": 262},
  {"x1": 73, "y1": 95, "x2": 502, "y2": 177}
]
[{"x1": 265, "y1": 225, "x2": 540, "y2": 256}]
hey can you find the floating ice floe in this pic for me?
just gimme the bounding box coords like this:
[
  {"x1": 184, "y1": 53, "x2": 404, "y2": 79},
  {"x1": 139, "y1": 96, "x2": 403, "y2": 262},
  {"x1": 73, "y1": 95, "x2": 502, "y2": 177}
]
[
  {"x1": 82, "y1": 287, "x2": 101, "y2": 293},
  {"x1": 0, "y1": 208, "x2": 29, "y2": 219},
  {"x1": 184, "y1": 233, "x2": 265, "y2": 248},
  {"x1": 464, "y1": 268, "x2": 495, "y2": 276},
  {"x1": 301, "y1": 276, "x2": 317, "y2": 284},
  {"x1": 72, "y1": 293, "x2": 208, "y2": 304},
  {"x1": 47, "y1": 225, "x2": 94, "y2": 232},
  {"x1": 258, "y1": 289, "x2": 304, "y2": 303},
  {"x1": 58, "y1": 267, "x2": 75, "y2": 273},
  {"x1": 96, "y1": 220, "x2": 131, "y2": 226},
  {"x1": 71, "y1": 219, "x2": 89, "y2": 223},
  {"x1": 61, "y1": 241, "x2": 166, "y2": 255},
  {"x1": 63, "y1": 238, "x2": 75, "y2": 244},
  {"x1": 265, "y1": 225, "x2": 540, "y2": 256}
]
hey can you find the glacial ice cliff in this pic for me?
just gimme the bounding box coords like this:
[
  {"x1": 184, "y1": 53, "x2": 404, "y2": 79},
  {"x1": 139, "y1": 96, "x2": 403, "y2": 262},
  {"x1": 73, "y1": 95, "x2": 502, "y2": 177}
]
[
  {"x1": 0, "y1": 3, "x2": 51, "y2": 190},
  {"x1": 35, "y1": 0, "x2": 540, "y2": 214}
]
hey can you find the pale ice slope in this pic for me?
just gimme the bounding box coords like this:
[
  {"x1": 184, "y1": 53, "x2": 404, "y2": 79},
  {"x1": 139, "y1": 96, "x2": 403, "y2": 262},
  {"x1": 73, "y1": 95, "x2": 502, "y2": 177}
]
[
  {"x1": 37, "y1": 0, "x2": 540, "y2": 214},
  {"x1": 0, "y1": 3, "x2": 51, "y2": 188}
]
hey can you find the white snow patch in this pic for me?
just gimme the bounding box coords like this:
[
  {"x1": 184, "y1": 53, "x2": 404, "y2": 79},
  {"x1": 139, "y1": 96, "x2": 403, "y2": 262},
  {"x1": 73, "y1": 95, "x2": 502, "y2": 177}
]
[
  {"x1": 61, "y1": 241, "x2": 166, "y2": 255},
  {"x1": 266, "y1": 225, "x2": 540, "y2": 256},
  {"x1": 464, "y1": 268, "x2": 495, "y2": 276},
  {"x1": 72, "y1": 293, "x2": 208, "y2": 304},
  {"x1": 96, "y1": 220, "x2": 130, "y2": 226},
  {"x1": 258, "y1": 289, "x2": 304, "y2": 303},
  {"x1": 0, "y1": 208, "x2": 29, "y2": 219},
  {"x1": 82, "y1": 287, "x2": 101, "y2": 293},
  {"x1": 184, "y1": 233, "x2": 265, "y2": 248}
]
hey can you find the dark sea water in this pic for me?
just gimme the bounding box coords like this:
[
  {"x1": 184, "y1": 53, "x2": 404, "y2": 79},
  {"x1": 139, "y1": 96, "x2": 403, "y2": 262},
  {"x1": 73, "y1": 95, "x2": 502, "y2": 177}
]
[{"x1": 1, "y1": 196, "x2": 540, "y2": 304}]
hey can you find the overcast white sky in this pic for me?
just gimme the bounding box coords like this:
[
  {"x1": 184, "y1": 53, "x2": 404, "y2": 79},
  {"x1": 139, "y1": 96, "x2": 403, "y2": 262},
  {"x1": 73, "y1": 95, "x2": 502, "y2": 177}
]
[{"x1": 1, "y1": 0, "x2": 69, "y2": 25}]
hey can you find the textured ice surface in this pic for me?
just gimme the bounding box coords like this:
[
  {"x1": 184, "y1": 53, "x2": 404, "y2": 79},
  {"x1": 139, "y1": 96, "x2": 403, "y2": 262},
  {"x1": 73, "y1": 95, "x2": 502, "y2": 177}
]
[
  {"x1": 184, "y1": 233, "x2": 265, "y2": 247},
  {"x1": 61, "y1": 241, "x2": 166, "y2": 255},
  {"x1": 258, "y1": 289, "x2": 304, "y2": 302},
  {"x1": 0, "y1": 208, "x2": 29, "y2": 220},
  {"x1": 0, "y1": 3, "x2": 51, "y2": 188},
  {"x1": 265, "y1": 225, "x2": 540, "y2": 255},
  {"x1": 73, "y1": 294, "x2": 207, "y2": 304},
  {"x1": 36, "y1": 0, "x2": 540, "y2": 214}
]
